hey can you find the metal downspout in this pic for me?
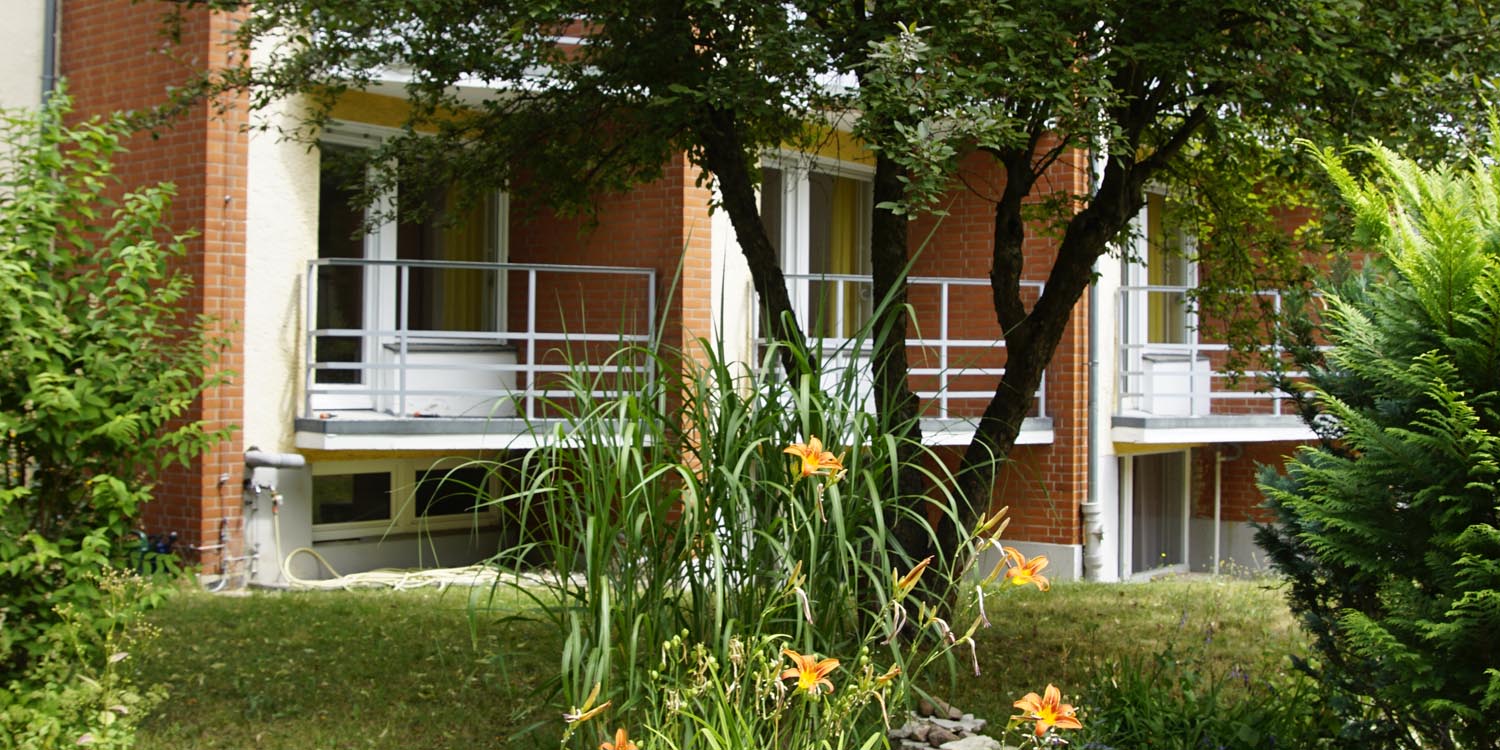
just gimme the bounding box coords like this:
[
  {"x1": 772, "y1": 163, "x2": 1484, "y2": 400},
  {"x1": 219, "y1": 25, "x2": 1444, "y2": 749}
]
[
  {"x1": 1082, "y1": 270, "x2": 1105, "y2": 580},
  {"x1": 1081, "y1": 146, "x2": 1107, "y2": 580},
  {"x1": 42, "y1": 0, "x2": 59, "y2": 102}
]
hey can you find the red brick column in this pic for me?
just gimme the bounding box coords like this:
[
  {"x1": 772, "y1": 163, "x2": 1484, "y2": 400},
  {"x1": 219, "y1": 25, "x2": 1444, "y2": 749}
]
[{"x1": 60, "y1": 0, "x2": 248, "y2": 570}]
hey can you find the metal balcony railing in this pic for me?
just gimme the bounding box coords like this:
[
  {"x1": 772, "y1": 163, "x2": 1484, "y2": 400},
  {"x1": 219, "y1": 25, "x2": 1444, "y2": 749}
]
[
  {"x1": 775, "y1": 273, "x2": 1047, "y2": 420},
  {"x1": 303, "y1": 258, "x2": 656, "y2": 421},
  {"x1": 1116, "y1": 285, "x2": 1319, "y2": 418}
]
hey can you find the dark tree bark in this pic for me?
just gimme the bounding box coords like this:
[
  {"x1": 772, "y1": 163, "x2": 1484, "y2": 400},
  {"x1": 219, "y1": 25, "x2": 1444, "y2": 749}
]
[
  {"x1": 937, "y1": 104, "x2": 1209, "y2": 551},
  {"x1": 868, "y1": 152, "x2": 932, "y2": 561}
]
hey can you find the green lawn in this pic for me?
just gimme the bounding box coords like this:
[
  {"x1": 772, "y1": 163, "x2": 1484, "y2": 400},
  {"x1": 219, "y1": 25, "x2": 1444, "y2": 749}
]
[{"x1": 134, "y1": 576, "x2": 1305, "y2": 749}]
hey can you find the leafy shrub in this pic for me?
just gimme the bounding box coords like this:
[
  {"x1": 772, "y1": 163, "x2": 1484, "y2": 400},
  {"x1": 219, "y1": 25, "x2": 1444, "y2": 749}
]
[
  {"x1": 0, "y1": 91, "x2": 227, "y2": 747},
  {"x1": 1257, "y1": 136, "x2": 1500, "y2": 748}
]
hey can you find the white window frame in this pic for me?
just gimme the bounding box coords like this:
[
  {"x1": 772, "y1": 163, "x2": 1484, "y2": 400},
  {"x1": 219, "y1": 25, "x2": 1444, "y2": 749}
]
[
  {"x1": 761, "y1": 152, "x2": 875, "y2": 328},
  {"x1": 311, "y1": 122, "x2": 511, "y2": 412},
  {"x1": 1118, "y1": 449, "x2": 1192, "y2": 579},
  {"x1": 1123, "y1": 190, "x2": 1198, "y2": 348},
  {"x1": 309, "y1": 457, "x2": 503, "y2": 542}
]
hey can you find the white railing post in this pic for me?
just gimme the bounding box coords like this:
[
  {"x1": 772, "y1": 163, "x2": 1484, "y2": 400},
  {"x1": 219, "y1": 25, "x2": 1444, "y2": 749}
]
[
  {"x1": 939, "y1": 280, "x2": 951, "y2": 419},
  {"x1": 397, "y1": 264, "x2": 410, "y2": 417},
  {"x1": 304, "y1": 261, "x2": 316, "y2": 417},
  {"x1": 646, "y1": 269, "x2": 658, "y2": 411},
  {"x1": 526, "y1": 269, "x2": 538, "y2": 421},
  {"x1": 1273, "y1": 290, "x2": 1284, "y2": 416}
]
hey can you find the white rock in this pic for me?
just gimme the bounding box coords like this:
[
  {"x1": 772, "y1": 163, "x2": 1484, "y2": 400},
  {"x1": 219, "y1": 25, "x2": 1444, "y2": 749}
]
[
  {"x1": 938, "y1": 735, "x2": 1005, "y2": 750},
  {"x1": 931, "y1": 716, "x2": 988, "y2": 734}
]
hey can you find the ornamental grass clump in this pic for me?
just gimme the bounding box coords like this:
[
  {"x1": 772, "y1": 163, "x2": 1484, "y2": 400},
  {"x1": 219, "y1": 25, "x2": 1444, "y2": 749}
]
[{"x1": 483, "y1": 323, "x2": 1079, "y2": 748}]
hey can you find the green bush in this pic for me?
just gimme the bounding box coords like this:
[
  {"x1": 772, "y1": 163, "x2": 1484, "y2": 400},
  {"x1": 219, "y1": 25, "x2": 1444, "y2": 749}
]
[
  {"x1": 1257, "y1": 136, "x2": 1500, "y2": 748},
  {"x1": 0, "y1": 91, "x2": 228, "y2": 748}
]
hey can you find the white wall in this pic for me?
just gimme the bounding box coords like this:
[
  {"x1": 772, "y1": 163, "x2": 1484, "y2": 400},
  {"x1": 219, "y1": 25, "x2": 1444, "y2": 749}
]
[
  {"x1": 1091, "y1": 249, "x2": 1125, "y2": 581},
  {"x1": 243, "y1": 96, "x2": 320, "y2": 453},
  {"x1": 709, "y1": 186, "x2": 756, "y2": 368},
  {"x1": 975, "y1": 540, "x2": 1083, "y2": 583},
  {"x1": 1189, "y1": 519, "x2": 1271, "y2": 574},
  {"x1": 0, "y1": 0, "x2": 48, "y2": 111}
]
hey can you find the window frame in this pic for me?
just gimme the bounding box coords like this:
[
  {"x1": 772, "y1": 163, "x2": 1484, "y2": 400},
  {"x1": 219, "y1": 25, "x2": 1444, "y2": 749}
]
[
  {"x1": 311, "y1": 122, "x2": 512, "y2": 412},
  {"x1": 309, "y1": 457, "x2": 503, "y2": 542},
  {"x1": 760, "y1": 152, "x2": 875, "y2": 337}
]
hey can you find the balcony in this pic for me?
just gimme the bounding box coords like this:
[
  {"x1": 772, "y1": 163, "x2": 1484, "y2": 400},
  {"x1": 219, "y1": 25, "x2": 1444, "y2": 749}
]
[
  {"x1": 778, "y1": 273, "x2": 1053, "y2": 446},
  {"x1": 295, "y1": 258, "x2": 657, "y2": 451},
  {"x1": 1114, "y1": 285, "x2": 1316, "y2": 444}
]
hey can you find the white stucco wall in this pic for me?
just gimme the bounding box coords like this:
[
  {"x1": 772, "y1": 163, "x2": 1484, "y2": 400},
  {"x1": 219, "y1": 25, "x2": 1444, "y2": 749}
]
[
  {"x1": 976, "y1": 540, "x2": 1084, "y2": 583},
  {"x1": 243, "y1": 97, "x2": 319, "y2": 453},
  {"x1": 1189, "y1": 519, "x2": 1271, "y2": 574},
  {"x1": 0, "y1": 0, "x2": 48, "y2": 110},
  {"x1": 709, "y1": 188, "x2": 756, "y2": 368},
  {"x1": 1091, "y1": 252, "x2": 1125, "y2": 581}
]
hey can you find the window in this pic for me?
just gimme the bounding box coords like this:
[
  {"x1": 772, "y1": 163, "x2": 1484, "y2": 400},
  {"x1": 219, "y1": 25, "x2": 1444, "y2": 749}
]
[
  {"x1": 396, "y1": 179, "x2": 506, "y2": 333},
  {"x1": 311, "y1": 471, "x2": 392, "y2": 524},
  {"x1": 1137, "y1": 192, "x2": 1195, "y2": 345},
  {"x1": 1121, "y1": 192, "x2": 1205, "y2": 416},
  {"x1": 1145, "y1": 193, "x2": 1192, "y2": 344},
  {"x1": 1123, "y1": 451, "x2": 1190, "y2": 577},
  {"x1": 310, "y1": 459, "x2": 500, "y2": 541},
  {"x1": 760, "y1": 159, "x2": 873, "y2": 339},
  {"x1": 311, "y1": 125, "x2": 510, "y2": 408},
  {"x1": 314, "y1": 143, "x2": 370, "y2": 385},
  {"x1": 414, "y1": 465, "x2": 490, "y2": 517}
]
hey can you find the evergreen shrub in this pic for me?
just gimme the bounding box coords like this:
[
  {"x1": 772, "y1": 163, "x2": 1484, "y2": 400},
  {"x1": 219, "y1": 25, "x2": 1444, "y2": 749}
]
[{"x1": 1257, "y1": 136, "x2": 1500, "y2": 749}]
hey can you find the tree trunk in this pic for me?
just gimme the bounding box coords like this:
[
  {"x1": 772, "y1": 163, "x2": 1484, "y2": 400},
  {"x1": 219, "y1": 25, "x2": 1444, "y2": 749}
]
[
  {"x1": 941, "y1": 155, "x2": 1149, "y2": 551},
  {"x1": 868, "y1": 152, "x2": 931, "y2": 562}
]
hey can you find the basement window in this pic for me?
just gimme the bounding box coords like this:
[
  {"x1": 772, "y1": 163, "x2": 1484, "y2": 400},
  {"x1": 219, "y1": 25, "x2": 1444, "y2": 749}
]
[
  {"x1": 312, "y1": 472, "x2": 392, "y2": 525},
  {"x1": 310, "y1": 459, "x2": 500, "y2": 542}
]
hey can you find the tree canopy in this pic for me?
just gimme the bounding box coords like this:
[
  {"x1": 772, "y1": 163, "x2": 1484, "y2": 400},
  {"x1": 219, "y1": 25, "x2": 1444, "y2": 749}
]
[{"x1": 187, "y1": 0, "x2": 1500, "y2": 556}]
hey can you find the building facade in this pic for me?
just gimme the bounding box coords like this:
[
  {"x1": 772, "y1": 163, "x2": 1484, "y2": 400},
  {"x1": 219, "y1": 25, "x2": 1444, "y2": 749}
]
[{"x1": 32, "y1": 0, "x2": 1315, "y2": 586}]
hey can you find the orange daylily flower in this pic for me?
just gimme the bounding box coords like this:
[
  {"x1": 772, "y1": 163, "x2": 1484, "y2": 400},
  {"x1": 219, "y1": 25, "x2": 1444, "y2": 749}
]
[
  {"x1": 784, "y1": 436, "x2": 845, "y2": 481},
  {"x1": 600, "y1": 727, "x2": 638, "y2": 750},
  {"x1": 893, "y1": 555, "x2": 934, "y2": 596},
  {"x1": 1002, "y1": 546, "x2": 1051, "y2": 591},
  {"x1": 874, "y1": 664, "x2": 902, "y2": 686},
  {"x1": 779, "y1": 648, "x2": 840, "y2": 696},
  {"x1": 1013, "y1": 683, "x2": 1083, "y2": 737}
]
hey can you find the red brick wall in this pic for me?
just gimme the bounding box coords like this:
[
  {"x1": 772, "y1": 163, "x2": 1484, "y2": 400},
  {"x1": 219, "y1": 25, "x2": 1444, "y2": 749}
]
[
  {"x1": 61, "y1": 1, "x2": 248, "y2": 569},
  {"x1": 1190, "y1": 442, "x2": 1305, "y2": 523},
  {"x1": 506, "y1": 154, "x2": 713, "y2": 413}
]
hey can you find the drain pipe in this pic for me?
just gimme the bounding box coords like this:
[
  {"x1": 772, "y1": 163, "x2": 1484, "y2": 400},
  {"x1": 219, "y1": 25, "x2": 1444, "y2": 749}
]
[
  {"x1": 1081, "y1": 148, "x2": 1107, "y2": 581},
  {"x1": 42, "y1": 0, "x2": 59, "y2": 102},
  {"x1": 1081, "y1": 263, "x2": 1105, "y2": 580}
]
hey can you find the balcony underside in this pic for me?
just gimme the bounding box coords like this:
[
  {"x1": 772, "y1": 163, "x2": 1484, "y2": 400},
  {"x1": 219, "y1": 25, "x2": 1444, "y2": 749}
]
[
  {"x1": 294, "y1": 412, "x2": 585, "y2": 451},
  {"x1": 922, "y1": 417, "x2": 1054, "y2": 446},
  {"x1": 1111, "y1": 414, "x2": 1315, "y2": 445}
]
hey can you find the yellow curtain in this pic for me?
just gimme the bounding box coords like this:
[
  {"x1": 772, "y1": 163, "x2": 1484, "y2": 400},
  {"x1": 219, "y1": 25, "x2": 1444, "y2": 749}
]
[
  {"x1": 828, "y1": 177, "x2": 858, "y2": 337},
  {"x1": 439, "y1": 187, "x2": 491, "y2": 332},
  {"x1": 1145, "y1": 193, "x2": 1187, "y2": 344}
]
